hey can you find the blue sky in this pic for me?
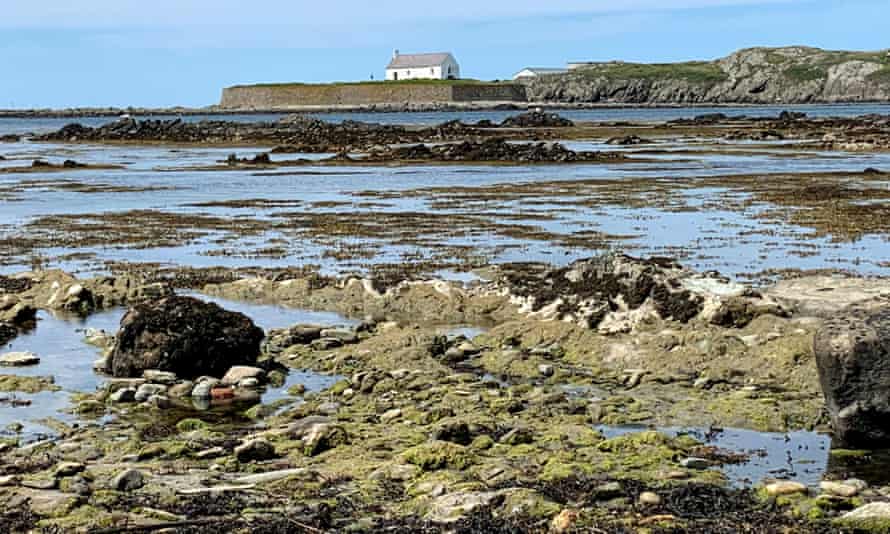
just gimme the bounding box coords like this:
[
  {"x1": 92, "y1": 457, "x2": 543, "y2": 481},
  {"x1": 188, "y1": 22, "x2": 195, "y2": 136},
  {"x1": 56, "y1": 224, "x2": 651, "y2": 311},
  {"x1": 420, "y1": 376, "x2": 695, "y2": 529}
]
[{"x1": 2, "y1": 0, "x2": 888, "y2": 108}]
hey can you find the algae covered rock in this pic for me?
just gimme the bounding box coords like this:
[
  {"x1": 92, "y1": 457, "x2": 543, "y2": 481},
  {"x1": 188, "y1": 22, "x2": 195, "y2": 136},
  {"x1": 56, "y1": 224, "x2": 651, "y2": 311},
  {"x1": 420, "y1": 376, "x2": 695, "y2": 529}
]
[
  {"x1": 109, "y1": 296, "x2": 264, "y2": 380},
  {"x1": 814, "y1": 300, "x2": 890, "y2": 446}
]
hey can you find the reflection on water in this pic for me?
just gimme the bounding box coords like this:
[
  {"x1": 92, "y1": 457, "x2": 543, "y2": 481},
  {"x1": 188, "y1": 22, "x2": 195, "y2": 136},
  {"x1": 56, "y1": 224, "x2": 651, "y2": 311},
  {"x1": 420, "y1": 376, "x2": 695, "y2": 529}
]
[
  {"x1": 598, "y1": 425, "x2": 890, "y2": 489},
  {"x1": 0, "y1": 294, "x2": 355, "y2": 441}
]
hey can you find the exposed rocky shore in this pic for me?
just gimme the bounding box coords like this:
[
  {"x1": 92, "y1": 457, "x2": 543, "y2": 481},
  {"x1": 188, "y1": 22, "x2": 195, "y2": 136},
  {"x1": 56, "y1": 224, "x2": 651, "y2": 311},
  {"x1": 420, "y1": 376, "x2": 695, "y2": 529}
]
[
  {"x1": 3, "y1": 256, "x2": 890, "y2": 531},
  {"x1": 34, "y1": 112, "x2": 572, "y2": 153},
  {"x1": 525, "y1": 46, "x2": 890, "y2": 104}
]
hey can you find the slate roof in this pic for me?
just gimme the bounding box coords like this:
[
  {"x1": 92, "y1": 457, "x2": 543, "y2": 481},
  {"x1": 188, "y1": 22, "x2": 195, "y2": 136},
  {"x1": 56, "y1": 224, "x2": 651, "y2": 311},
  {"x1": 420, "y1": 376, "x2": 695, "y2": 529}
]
[{"x1": 387, "y1": 53, "x2": 454, "y2": 69}]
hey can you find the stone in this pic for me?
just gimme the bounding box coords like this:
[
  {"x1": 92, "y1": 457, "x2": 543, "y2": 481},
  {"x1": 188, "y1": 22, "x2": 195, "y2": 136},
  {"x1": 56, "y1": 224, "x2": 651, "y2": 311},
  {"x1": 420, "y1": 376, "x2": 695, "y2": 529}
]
[
  {"x1": 54, "y1": 462, "x2": 85, "y2": 478},
  {"x1": 221, "y1": 366, "x2": 265, "y2": 386},
  {"x1": 168, "y1": 381, "x2": 195, "y2": 398},
  {"x1": 639, "y1": 491, "x2": 662, "y2": 506},
  {"x1": 0, "y1": 352, "x2": 40, "y2": 367},
  {"x1": 134, "y1": 383, "x2": 167, "y2": 402},
  {"x1": 550, "y1": 509, "x2": 580, "y2": 533},
  {"x1": 840, "y1": 502, "x2": 890, "y2": 524},
  {"x1": 195, "y1": 447, "x2": 226, "y2": 459},
  {"x1": 538, "y1": 364, "x2": 555, "y2": 377},
  {"x1": 147, "y1": 394, "x2": 171, "y2": 409},
  {"x1": 234, "y1": 439, "x2": 277, "y2": 463},
  {"x1": 380, "y1": 408, "x2": 403, "y2": 423},
  {"x1": 499, "y1": 427, "x2": 534, "y2": 445},
  {"x1": 302, "y1": 423, "x2": 348, "y2": 456},
  {"x1": 310, "y1": 337, "x2": 343, "y2": 350},
  {"x1": 233, "y1": 468, "x2": 309, "y2": 485},
  {"x1": 93, "y1": 357, "x2": 111, "y2": 374},
  {"x1": 238, "y1": 377, "x2": 260, "y2": 389},
  {"x1": 109, "y1": 296, "x2": 264, "y2": 380},
  {"x1": 680, "y1": 457, "x2": 711, "y2": 470},
  {"x1": 820, "y1": 479, "x2": 866, "y2": 497},
  {"x1": 109, "y1": 388, "x2": 136, "y2": 403},
  {"x1": 191, "y1": 378, "x2": 221, "y2": 399},
  {"x1": 814, "y1": 302, "x2": 890, "y2": 445},
  {"x1": 425, "y1": 491, "x2": 501, "y2": 523},
  {"x1": 0, "y1": 475, "x2": 20, "y2": 486},
  {"x1": 319, "y1": 328, "x2": 358, "y2": 344},
  {"x1": 143, "y1": 370, "x2": 178, "y2": 385},
  {"x1": 764, "y1": 481, "x2": 808, "y2": 496},
  {"x1": 112, "y1": 469, "x2": 145, "y2": 491}
]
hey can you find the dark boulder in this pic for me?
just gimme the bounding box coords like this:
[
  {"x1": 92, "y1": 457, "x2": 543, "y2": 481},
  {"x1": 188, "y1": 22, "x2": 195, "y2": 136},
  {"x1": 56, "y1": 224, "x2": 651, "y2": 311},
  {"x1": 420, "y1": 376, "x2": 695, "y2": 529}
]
[
  {"x1": 814, "y1": 300, "x2": 890, "y2": 446},
  {"x1": 500, "y1": 111, "x2": 574, "y2": 128},
  {"x1": 0, "y1": 323, "x2": 16, "y2": 345},
  {"x1": 110, "y1": 296, "x2": 264, "y2": 380}
]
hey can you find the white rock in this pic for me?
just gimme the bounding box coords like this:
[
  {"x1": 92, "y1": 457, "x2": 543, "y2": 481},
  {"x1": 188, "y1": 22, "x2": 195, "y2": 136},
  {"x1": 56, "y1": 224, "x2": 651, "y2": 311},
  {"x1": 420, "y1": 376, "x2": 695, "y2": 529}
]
[
  {"x1": 0, "y1": 352, "x2": 40, "y2": 367},
  {"x1": 841, "y1": 502, "x2": 890, "y2": 522},
  {"x1": 221, "y1": 366, "x2": 265, "y2": 386},
  {"x1": 764, "y1": 481, "x2": 807, "y2": 496}
]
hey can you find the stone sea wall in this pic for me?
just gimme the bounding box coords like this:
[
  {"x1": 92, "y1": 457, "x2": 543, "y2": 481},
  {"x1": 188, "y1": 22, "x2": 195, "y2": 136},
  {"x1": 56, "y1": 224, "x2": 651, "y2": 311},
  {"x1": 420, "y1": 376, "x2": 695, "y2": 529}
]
[{"x1": 220, "y1": 82, "x2": 526, "y2": 109}]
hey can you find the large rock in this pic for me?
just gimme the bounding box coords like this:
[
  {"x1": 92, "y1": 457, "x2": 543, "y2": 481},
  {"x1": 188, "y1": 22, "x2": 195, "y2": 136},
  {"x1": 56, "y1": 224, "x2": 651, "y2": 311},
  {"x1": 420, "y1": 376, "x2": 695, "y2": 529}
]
[
  {"x1": 110, "y1": 296, "x2": 264, "y2": 380},
  {"x1": 814, "y1": 299, "x2": 890, "y2": 445}
]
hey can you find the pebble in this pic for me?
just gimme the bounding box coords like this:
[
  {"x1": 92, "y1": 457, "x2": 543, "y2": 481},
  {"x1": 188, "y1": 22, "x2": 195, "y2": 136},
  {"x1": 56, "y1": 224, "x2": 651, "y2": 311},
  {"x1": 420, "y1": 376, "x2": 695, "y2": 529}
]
[
  {"x1": 109, "y1": 388, "x2": 136, "y2": 403},
  {"x1": 765, "y1": 481, "x2": 808, "y2": 496},
  {"x1": 54, "y1": 462, "x2": 86, "y2": 478},
  {"x1": 112, "y1": 469, "x2": 145, "y2": 491},
  {"x1": 221, "y1": 366, "x2": 265, "y2": 386},
  {"x1": 192, "y1": 378, "x2": 221, "y2": 399},
  {"x1": 820, "y1": 479, "x2": 867, "y2": 498},
  {"x1": 639, "y1": 491, "x2": 662, "y2": 506},
  {"x1": 680, "y1": 457, "x2": 711, "y2": 470},
  {"x1": 142, "y1": 370, "x2": 178, "y2": 385},
  {"x1": 0, "y1": 475, "x2": 19, "y2": 486},
  {"x1": 135, "y1": 383, "x2": 167, "y2": 402},
  {"x1": 0, "y1": 352, "x2": 40, "y2": 366},
  {"x1": 550, "y1": 509, "x2": 579, "y2": 533},
  {"x1": 381, "y1": 408, "x2": 403, "y2": 423},
  {"x1": 538, "y1": 364, "x2": 555, "y2": 377},
  {"x1": 234, "y1": 439, "x2": 277, "y2": 463},
  {"x1": 147, "y1": 394, "x2": 171, "y2": 409}
]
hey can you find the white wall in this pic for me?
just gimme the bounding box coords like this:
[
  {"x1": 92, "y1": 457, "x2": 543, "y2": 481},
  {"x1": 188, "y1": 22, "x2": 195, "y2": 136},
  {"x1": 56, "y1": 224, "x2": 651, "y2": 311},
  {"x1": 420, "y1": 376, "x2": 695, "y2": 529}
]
[{"x1": 386, "y1": 57, "x2": 460, "y2": 81}]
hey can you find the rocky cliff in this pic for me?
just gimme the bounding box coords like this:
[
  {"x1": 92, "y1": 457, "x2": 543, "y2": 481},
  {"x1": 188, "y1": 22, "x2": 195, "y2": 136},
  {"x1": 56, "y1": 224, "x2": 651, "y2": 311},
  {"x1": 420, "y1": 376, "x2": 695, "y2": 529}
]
[{"x1": 525, "y1": 47, "x2": 890, "y2": 104}]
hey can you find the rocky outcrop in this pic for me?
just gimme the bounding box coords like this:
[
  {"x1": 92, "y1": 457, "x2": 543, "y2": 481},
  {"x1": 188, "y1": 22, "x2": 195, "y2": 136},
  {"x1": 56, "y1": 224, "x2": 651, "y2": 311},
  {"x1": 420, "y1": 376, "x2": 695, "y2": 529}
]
[
  {"x1": 497, "y1": 111, "x2": 574, "y2": 128},
  {"x1": 365, "y1": 138, "x2": 623, "y2": 164},
  {"x1": 110, "y1": 296, "x2": 265, "y2": 379},
  {"x1": 36, "y1": 115, "x2": 543, "y2": 151},
  {"x1": 524, "y1": 46, "x2": 890, "y2": 104},
  {"x1": 814, "y1": 298, "x2": 890, "y2": 446}
]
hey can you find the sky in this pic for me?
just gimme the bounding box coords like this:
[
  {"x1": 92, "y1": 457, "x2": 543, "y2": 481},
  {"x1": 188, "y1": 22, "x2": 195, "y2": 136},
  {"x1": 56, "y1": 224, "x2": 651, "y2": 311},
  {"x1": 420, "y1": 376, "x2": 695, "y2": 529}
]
[{"x1": 2, "y1": 0, "x2": 888, "y2": 108}]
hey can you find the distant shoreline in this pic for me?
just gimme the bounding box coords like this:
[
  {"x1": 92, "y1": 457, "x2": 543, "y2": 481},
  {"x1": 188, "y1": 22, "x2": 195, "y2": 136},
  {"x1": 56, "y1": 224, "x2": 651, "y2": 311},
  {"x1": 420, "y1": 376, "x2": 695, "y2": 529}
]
[{"x1": 2, "y1": 100, "x2": 890, "y2": 120}]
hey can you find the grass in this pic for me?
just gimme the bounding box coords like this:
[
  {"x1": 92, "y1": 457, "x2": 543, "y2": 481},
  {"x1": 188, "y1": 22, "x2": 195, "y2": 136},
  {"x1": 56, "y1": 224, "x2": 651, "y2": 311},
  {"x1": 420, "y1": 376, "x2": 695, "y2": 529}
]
[
  {"x1": 783, "y1": 65, "x2": 826, "y2": 82},
  {"x1": 229, "y1": 79, "x2": 511, "y2": 89},
  {"x1": 579, "y1": 61, "x2": 729, "y2": 85}
]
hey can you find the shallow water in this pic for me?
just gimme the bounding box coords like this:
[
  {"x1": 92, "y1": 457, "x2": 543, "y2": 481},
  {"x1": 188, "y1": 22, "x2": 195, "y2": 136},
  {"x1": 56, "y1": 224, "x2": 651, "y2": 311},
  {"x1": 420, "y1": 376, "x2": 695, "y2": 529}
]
[
  {"x1": 0, "y1": 294, "x2": 355, "y2": 441},
  {"x1": 2, "y1": 137, "x2": 889, "y2": 279},
  {"x1": 2, "y1": 103, "x2": 890, "y2": 134},
  {"x1": 598, "y1": 425, "x2": 890, "y2": 488}
]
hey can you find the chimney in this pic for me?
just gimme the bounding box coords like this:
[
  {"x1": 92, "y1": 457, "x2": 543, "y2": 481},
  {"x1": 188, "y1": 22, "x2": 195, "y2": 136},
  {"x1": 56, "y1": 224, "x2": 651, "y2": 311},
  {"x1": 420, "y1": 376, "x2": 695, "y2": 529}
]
[{"x1": 393, "y1": 49, "x2": 399, "y2": 59}]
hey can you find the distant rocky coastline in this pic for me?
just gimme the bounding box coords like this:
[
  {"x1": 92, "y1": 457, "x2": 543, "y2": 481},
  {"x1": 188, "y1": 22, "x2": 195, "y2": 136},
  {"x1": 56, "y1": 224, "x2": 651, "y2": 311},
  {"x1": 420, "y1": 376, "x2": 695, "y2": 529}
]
[{"x1": 525, "y1": 46, "x2": 890, "y2": 104}]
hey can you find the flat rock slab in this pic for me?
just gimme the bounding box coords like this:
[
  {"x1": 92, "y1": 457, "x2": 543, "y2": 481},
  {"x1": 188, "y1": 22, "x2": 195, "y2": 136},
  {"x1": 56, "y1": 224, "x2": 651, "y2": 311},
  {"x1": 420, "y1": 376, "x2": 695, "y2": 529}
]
[
  {"x1": 177, "y1": 484, "x2": 255, "y2": 495},
  {"x1": 0, "y1": 352, "x2": 40, "y2": 366},
  {"x1": 768, "y1": 276, "x2": 890, "y2": 317}
]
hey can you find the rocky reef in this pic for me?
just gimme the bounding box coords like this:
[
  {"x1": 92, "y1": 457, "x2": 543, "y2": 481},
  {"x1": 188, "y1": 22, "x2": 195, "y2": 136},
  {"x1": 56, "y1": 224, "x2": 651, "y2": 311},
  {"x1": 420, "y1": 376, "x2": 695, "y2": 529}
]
[{"x1": 3, "y1": 258, "x2": 890, "y2": 532}]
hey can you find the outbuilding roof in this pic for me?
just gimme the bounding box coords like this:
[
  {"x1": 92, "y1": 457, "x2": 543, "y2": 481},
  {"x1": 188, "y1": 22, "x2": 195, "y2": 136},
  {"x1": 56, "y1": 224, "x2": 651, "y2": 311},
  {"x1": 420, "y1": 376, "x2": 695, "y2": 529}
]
[
  {"x1": 387, "y1": 52, "x2": 454, "y2": 69},
  {"x1": 515, "y1": 67, "x2": 569, "y2": 76}
]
